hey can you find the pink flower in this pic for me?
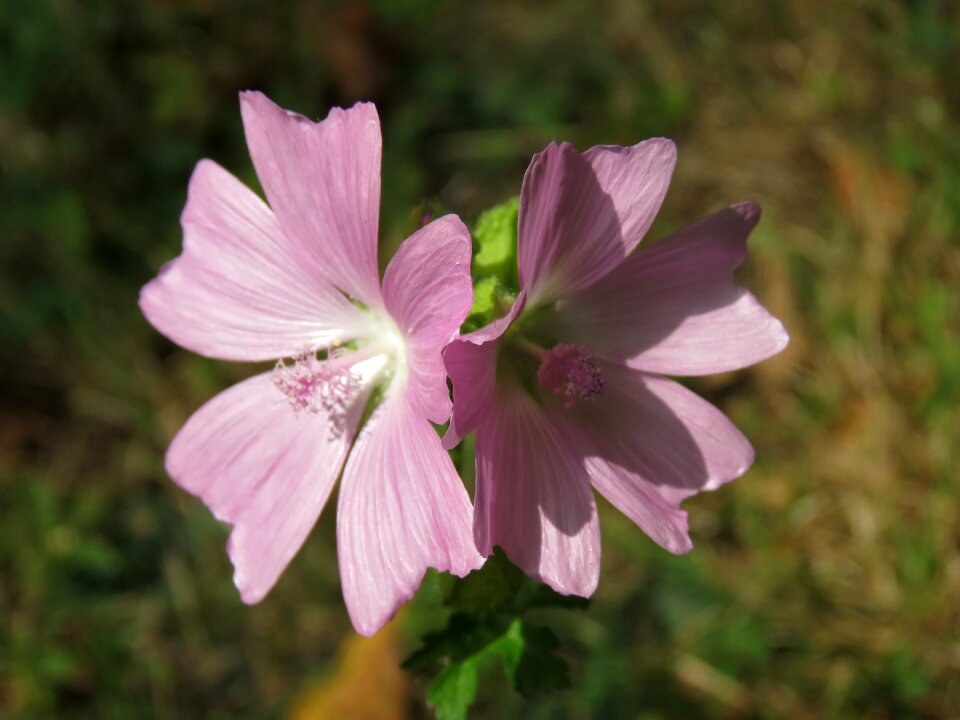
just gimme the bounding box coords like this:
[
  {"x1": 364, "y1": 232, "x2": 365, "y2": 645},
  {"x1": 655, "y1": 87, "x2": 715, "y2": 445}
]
[
  {"x1": 443, "y1": 141, "x2": 789, "y2": 597},
  {"x1": 140, "y1": 92, "x2": 483, "y2": 635}
]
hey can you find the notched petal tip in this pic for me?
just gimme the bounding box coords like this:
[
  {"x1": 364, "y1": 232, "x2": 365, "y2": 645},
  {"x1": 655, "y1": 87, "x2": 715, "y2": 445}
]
[
  {"x1": 520, "y1": 135, "x2": 681, "y2": 303},
  {"x1": 540, "y1": 563, "x2": 600, "y2": 599},
  {"x1": 239, "y1": 89, "x2": 313, "y2": 126},
  {"x1": 343, "y1": 98, "x2": 379, "y2": 118},
  {"x1": 668, "y1": 530, "x2": 695, "y2": 556},
  {"x1": 317, "y1": 101, "x2": 381, "y2": 141},
  {"x1": 648, "y1": 135, "x2": 678, "y2": 158},
  {"x1": 432, "y1": 212, "x2": 472, "y2": 251},
  {"x1": 226, "y1": 535, "x2": 268, "y2": 606},
  {"x1": 769, "y1": 316, "x2": 791, "y2": 354},
  {"x1": 613, "y1": 136, "x2": 677, "y2": 168},
  {"x1": 137, "y1": 276, "x2": 164, "y2": 325},
  {"x1": 241, "y1": 92, "x2": 380, "y2": 132},
  {"x1": 351, "y1": 601, "x2": 405, "y2": 637},
  {"x1": 730, "y1": 199, "x2": 762, "y2": 226},
  {"x1": 524, "y1": 140, "x2": 580, "y2": 181},
  {"x1": 543, "y1": 139, "x2": 572, "y2": 154},
  {"x1": 239, "y1": 87, "x2": 384, "y2": 309},
  {"x1": 237, "y1": 89, "x2": 273, "y2": 116}
]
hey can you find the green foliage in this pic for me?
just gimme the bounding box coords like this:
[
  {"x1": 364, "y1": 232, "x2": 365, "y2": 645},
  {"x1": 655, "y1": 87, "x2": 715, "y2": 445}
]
[
  {"x1": 472, "y1": 196, "x2": 520, "y2": 288},
  {"x1": 427, "y1": 659, "x2": 479, "y2": 720},
  {"x1": 426, "y1": 618, "x2": 566, "y2": 720},
  {"x1": 462, "y1": 198, "x2": 520, "y2": 333},
  {"x1": 405, "y1": 550, "x2": 586, "y2": 718},
  {"x1": 464, "y1": 276, "x2": 499, "y2": 331}
]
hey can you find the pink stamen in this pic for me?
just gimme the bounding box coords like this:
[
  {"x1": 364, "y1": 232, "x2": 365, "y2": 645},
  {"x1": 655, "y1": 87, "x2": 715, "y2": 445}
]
[
  {"x1": 272, "y1": 348, "x2": 361, "y2": 434},
  {"x1": 537, "y1": 343, "x2": 607, "y2": 409}
]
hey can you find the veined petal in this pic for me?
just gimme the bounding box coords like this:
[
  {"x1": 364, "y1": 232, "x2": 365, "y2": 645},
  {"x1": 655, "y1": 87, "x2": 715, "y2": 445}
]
[
  {"x1": 474, "y1": 388, "x2": 600, "y2": 597},
  {"x1": 382, "y1": 215, "x2": 473, "y2": 423},
  {"x1": 442, "y1": 293, "x2": 526, "y2": 449},
  {"x1": 549, "y1": 202, "x2": 789, "y2": 375},
  {"x1": 518, "y1": 139, "x2": 676, "y2": 307},
  {"x1": 586, "y1": 457, "x2": 693, "y2": 554},
  {"x1": 337, "y1": 389, "x2": 484, "y2": 636},
  {"x1": 166, "y1": 372, "x2": 366, "y2": 604},
  {"x1": 562, "y1": 363, "x2": 754, "y2": 510},
  {"x1": 583, "y1": 140, "x2": 677, "y2": 250},
  {"x1": 139, "y1": 160, "x2": 370, "y2": 361},
  {"x1": 240, "y1": 91, "x2": 383, "y2": 308}
]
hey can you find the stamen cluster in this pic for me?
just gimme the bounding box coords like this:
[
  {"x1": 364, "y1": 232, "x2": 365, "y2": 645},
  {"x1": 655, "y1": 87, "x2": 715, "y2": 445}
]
[
  {"x1": 536, "y1": 343, "x2": 608, "y2": 409},
  {"x1": 272, "y1": 349, "x2": 361, "y2": 433}
]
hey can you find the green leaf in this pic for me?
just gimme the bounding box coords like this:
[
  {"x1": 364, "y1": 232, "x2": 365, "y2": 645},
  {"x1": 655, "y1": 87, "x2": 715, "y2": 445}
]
[
  {"x1": 472, "y1": 196, "x2": 519, "y2": 287},
  {"x1": 421, "y1": 616, "x2": 573, "y2": 718},
  {"x1": 461, "y1": 197, "x2": 521, "y2": 333},
  {"x1": 464, "y1": 276, "x2": 498, "y2": 327},
  {"x1": 408, "y1": 551, "x2": 587, "y2": 717},
  {"x1": 427, "y1": 660, "x2": 480, "y2": 720},
  {"x1": 424, "y1": 618, "x2": 524, "y2": 720},
  {"x1": 488, "y1": 618, "x2": 525, "y2": 680}
]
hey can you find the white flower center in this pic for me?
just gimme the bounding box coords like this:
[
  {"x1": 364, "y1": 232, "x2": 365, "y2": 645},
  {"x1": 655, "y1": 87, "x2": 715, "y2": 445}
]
[{"x1": 272, "y1": 313, "x2": 407, "y2": 434}]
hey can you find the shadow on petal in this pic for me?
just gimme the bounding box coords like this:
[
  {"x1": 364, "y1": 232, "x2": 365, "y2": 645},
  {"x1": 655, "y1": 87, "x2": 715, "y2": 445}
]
[
  {"x1": 543, "y1": 203, "x2": 788, "y2": 375},
  {"x1": 552, "y1": 363, "x2": 753, "y2": 502},
  {"x1": 474, "y1": 388, "x2": 600, "y2": 597}
]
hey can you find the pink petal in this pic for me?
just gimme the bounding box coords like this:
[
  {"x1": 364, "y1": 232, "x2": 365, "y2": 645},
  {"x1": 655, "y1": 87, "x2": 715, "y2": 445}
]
[
  {"x1": 381, "y1": 215, "x2": 473, "y2": 423},
  {"x1": 139, "y1": 160, "x2": 370, "y2": 361},
  {"x1": 586, "y1": 456, "x2": 693, "y2": 554},
  {"x1": 560, "y1": 362, "x2": 754, "y2": 513},
  {"x1": 240, "y1": 91, "x2": 383, "y2": 308},
  {"x1": 550, "y1": 202, "x2": 789, "y2": 375},
  {"x1": 474, "y1": 389, "x2": 600, "y2": 597},
  {"x1": 442, "y1": 293, "x2": 526, "y2": 449},
  {"x1": 337, "y1": 390, "x2": 484, "y2": 636},
  {"x1": 518, "y1": 139, "x2": 676, "y2": 307},
  {"x1": 166, "y1": 372, "x2": 366, "y2": 604}
]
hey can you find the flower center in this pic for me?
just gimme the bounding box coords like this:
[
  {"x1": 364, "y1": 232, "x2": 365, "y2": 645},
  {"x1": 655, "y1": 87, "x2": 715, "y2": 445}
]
[
  {"x1": 272, "y1": 348, "x2": 362, "y2": 432},
  {"x1": 536, "y1": 343, "x2": 607, "y2": 409}
]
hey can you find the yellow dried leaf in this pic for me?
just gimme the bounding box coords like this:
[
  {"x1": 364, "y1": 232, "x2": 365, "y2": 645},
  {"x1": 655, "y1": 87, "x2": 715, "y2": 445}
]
[{"x1": 287, "y1": 618, "x2": 409, "y2": 720}]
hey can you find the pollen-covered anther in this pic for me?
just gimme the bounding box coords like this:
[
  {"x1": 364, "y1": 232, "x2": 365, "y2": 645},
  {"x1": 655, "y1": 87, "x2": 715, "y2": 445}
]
[
  {"x1": 272, "y1": 349, "x2": 361, "y2": 433},
  {"x1": 537, "y1": 343, "x2": 608, "y2": 409}
]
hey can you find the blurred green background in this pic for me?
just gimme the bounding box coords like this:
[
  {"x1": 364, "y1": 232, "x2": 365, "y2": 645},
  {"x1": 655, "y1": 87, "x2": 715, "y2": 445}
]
[{"x1": 2, "y1": 0, "x2": 958, "y2": 718}]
